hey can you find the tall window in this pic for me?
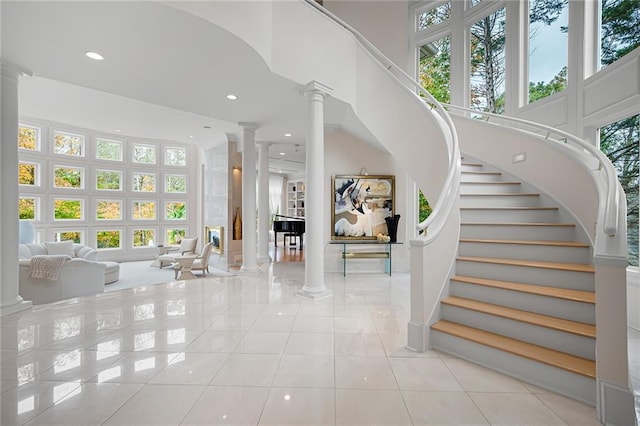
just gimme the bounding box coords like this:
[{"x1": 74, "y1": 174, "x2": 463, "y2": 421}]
[
  {"x1": 528, "y1": 0, "x2": 568, "y2": 103},
  {"x1": 469, "y1": 7, "x2": 506, "y2": 113},
  {"x1": 600, "y1": 0, "x2": 640, "y2": 69},
  {"x1": 419, "y1": 36, "x2": 451, "y2": 104},
  {"x1": 600, "y1": 115, "x2": 639, "y2": 266}
]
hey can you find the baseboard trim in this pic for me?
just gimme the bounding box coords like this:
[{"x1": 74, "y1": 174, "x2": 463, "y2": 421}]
[{"x1": 597, "y1": 379, "x2": 636, "y2": 425}]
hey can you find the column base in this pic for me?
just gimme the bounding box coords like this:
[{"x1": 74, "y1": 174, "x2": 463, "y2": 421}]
[
  {"x1": 1, "y1": 299, "x2": 32, "y2": 317},
  {"x1": 407, "y1": 320, "x2": 428, "y2": 352},
  {"x1": 257, "y1": 255, "x2": 272, "y2": 263},
  {"x1": 297, "y1": 287, "x2": 333, "y2": 301},
  {"x1": 239, "y1": 265, "x2": 261, "y2": 275}
]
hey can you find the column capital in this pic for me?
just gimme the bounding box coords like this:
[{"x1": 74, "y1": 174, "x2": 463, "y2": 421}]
[
  {"x1": 238, "y1": 122, "x2": 260, "y2": 132},
  {"x1": 256, "y1": 141, "x2": 272, "y2": 147},
  {"x1": 304, "y1": 80, "x2": 333, "y2": 97},
  {"x1": 0, "y1": 58, "x2": 32, "y2": 79}
]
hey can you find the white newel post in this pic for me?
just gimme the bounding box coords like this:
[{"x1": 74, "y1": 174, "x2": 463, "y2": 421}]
[
  {"x1": 239, "y1": 122, "x2": 259, "y2": 273},
  {"x1": 1, "y1": 60, "x2": 33, "y2": 316},
  {"x1": 257, "y1": 141, "x2": 271, "y2": 263},
  {"x1": 298, "y1": 81, "x2": 332, "y2": 300}
]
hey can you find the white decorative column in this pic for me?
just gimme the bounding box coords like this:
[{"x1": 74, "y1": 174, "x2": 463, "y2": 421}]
[
  {"x1": 1, "y1": 59, "x2": 33, "y2": 316},
  {"x1": 298, "y1": 81, "x2": 332, "y2": 300},
  {"x1": 256, "y1": 141, "x2": 271, "y2": 263},
  {"x1": 239, "y1": 122, "x2": 259, "y2": 274}
]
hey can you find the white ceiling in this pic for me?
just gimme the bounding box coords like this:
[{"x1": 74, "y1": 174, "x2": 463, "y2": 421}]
[{"x1": 2, "y1": 1, "x2": 373, "y2": 175}]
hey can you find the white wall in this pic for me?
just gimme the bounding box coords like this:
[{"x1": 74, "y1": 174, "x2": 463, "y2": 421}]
[
  {"x1": 324, "y1": 128, "x2": 410, "y2": 272},
  {"x1": 325, "y1": 0, "x2": 411, "y2": 73}
]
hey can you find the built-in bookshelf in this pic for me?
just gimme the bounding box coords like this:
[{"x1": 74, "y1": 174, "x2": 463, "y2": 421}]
[{"x1": 287, "y1": 180, "x2": 305, "y2": 217}]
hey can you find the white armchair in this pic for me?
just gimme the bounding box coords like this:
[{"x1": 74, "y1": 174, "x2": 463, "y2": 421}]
[
  {"x1": 174, "y1": 242, "x2": 213, "y2": 279},
  {"x1": 158, "y1": 237, "x2": 198, "y2": 268}
]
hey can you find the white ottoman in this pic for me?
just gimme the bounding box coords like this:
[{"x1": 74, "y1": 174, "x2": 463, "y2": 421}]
[{"x1": 103, "y1": 261, "x2": 120, "y2": 284}]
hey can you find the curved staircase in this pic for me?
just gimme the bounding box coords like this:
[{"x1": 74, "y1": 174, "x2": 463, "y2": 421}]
[{"x1": 431, "y1": 157, "x2": 597, "y2": 404}]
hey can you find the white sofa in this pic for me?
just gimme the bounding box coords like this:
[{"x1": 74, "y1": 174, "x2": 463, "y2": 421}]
[{"x1": 19, "y1": 242, "x2": 106, "y2": 305}]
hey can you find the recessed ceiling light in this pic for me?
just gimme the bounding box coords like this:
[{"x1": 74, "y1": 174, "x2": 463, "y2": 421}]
[
  {"x1": 284, "y1": 133, "x2": 292, "y2": 137},
  {"x1": 226, "y1": 94, "x2": 238, "y2": 100},
  {"x1": 115, "y1": 129, "x2": 121, "y2": 133},
  {"x1": 85, "y1": 51, "x2": 104, "y2": 61},
  {"x1": 189, "y1": 135, "x2": 194, "y2": 139},
  {"x1": 279, "y1": 152, "x2": 285, "y2": 155}
]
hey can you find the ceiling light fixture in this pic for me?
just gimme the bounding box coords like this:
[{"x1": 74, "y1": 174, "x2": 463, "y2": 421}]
[
  {"x1": 279, "y1": 152, "x2": 285, "y2": 155},
  {"x1": 189, "y1": 135, "x2": 194, "y2": 139},
  {"x1": 284, "y1": 133, "x2": 292, "y2": 137},
  {"x1": 85, "y1": 51, "x2": 104, "y2": 61},
  {"x1": 226, "y1": 94, "x2": 238, "y2": 100}
]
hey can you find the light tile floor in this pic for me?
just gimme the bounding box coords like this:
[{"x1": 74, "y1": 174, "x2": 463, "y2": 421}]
[{"x1": 1, "y1": 262, "x2": 604, "y2": 425}]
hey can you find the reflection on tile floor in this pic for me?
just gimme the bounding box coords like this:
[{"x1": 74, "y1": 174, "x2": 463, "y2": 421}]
[{"x1": 1, "y1": 262, "x2": 603, "y2": 425}]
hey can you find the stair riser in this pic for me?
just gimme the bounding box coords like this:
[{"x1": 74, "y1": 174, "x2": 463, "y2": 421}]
[
  {"x1": 460, "y1": 224, "x2": 576, "y2": 241},
  {"x1": 461, "y1": 164, "x2": 485, "y2": 173},
  {"x1": 460, "y1": 183, "x2": 522, "y2": 194},
  {"x1": 455, "y1": 260, "x2": 594, "y2": 291},
  {"x1": 440, "y1": 304, "x2": 595, "y2": 360},
  {"x1": 458, "y1": 241, "x2": 591, "y2": 264},
  {"x1": 460, "y1": 194, "x2": 542, "y2": 208},
  {"x1": 460, "y1": 209, "x2": 559, "y2": 223},
  {"x1": 461, "y1": 173, "x2": 504, "y2": 182},
  {"x1": 450, "y1": 281, "x2": 595, "y2": 324},
  {"x1": 431, "y1": 331, "x2": 596, "y2": 405}
]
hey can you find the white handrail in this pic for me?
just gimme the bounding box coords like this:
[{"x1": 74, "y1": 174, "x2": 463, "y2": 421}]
[
  {"x1": 443, "y1": 104, "x2": 620, "y2": 236},
  {"x1": 303, "y1": 0, "x2": 460, "y2": 236}
]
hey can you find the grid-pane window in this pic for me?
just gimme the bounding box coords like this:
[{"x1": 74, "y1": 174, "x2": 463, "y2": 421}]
[
  {"x1": 95, "y1": 138, "x2": 122, "y2": 161},
  {"x1": 54, "y1": 199, "x2": 83, "y2": 220},
  {"x1": 165, "y1": 201, "x2": 186, "y2": 220},
  {"x1": 96, "y1": 169, "x2": 122, "y2": 191},
  {"x1": 19, "y1": 125, "x2": 40, "y2": 151},
  {"x1": 165, "y1": 147, "x2": 187, "y2": 166},
  {"x1": 54, "y1": 231, "x2": 81, "y2": 243},
  {"x1": 165, "y1": 175, "x2": 186, "y2": 193},
  {"x1": 19, "y1": 197, "x2": 38, "y2": 220},
  {"x1": 132, "y1": 144, "x2": 156, "y2": 164},
  {"x1": 54, "y1": 131, "x2": 84, "y2": 157},
  {"x1": 133, "y1": 201, "x2": 156, "y2": 220},
  {"x1": 417, "y1": 2, "x2": 450, "y2": 30},
  {"x1": 96, "y1": 230, "x2": 121, "y2": 249},
  {"x1": 166, "y1": 228, "x2": 186, "y2": 245},
  {"x1": 470, "y1": 7, "x2": 506, "y2": 114},
  {"x1": 528, "y1": 1, "x2": 568, "y2": 103},
  {"x1": 419, "y1": 36, "x2": 451, "y2": 104},
  {"x1": 54, "y1": 166, "x2": 83, "y2": 189},
  {"x1": 132, "y1": 173, "x2": 155, "y2": 192},
  {"x1": 19, "y1": 162, "x2": 38, "y2": 186},
  {"x1": 96, "y1": 200, "x2": 122, "y2": 220},
  {"x1": 133, "y1": 229, "x2": 155, "y2": 247}
]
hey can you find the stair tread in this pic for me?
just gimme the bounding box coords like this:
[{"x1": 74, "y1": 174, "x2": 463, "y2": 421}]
[
  {"x1": 460, "y1": 207, "x2": 558, "y2": 210},
  {"x1": 457, "y1": 256, "x2": 595, "y2": 273},
  {"x1": 442, "y1": 296, "x2": 595, "y2": 337},
  {"x1": 461, "y1": 222, "x2": 576, "y2": 227},
  {"x1": 451, "y1": 275, "x2": 595, "y2": 303},
  {"x1": 462, "y1": 181, "x2": 521, "y2": 185},
  {"x1": 462, "y1": 162, "x2": 483, "y2": 167},
  {"x1": 462, "y1": 171, "x2": 502, "y2": 175},
  {"x1": 431, "y1": 320, "x2": 596, "y2": 378},
  {"x1": 462, "y1": 192, "x2": 540, "y2": 196},
  {"x1": 459, "y1": 238, "x2": 589, "y2": 247}
]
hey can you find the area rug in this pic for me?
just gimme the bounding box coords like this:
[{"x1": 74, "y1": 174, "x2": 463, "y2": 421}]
[{"x1": 105, "y1": 260, "x2": 235, "y2": 292}]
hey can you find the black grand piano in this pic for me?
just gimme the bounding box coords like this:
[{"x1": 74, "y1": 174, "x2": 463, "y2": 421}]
[{"x1": 273, "y1": 214, "x2": 305, "y2": 248}]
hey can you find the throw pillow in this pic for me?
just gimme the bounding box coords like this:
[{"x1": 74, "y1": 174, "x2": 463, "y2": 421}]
[{"x1": 45, "y1": 240, "x2": 75, "y2": 257}]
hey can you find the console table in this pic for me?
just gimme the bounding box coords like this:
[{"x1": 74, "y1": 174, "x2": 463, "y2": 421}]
[{"x1": 330, "y1": 240, "x2": 401, "y2": 276}]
